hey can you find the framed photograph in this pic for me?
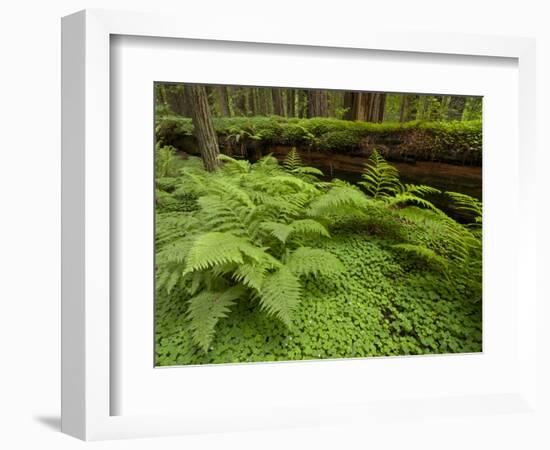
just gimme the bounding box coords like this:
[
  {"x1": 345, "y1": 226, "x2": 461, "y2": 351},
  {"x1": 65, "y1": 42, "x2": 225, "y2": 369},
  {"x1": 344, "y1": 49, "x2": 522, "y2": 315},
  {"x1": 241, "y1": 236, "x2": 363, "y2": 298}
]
[{"x1": 61, "y1": 9, "x2": 538, "y2": 441}]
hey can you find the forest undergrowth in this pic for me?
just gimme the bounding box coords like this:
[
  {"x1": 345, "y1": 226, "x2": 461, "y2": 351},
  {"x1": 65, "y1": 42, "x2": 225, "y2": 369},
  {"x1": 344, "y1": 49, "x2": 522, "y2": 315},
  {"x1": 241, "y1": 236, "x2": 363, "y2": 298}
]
[{"x1": 155, "y1": 147, "x2": 482, "y2": 365}]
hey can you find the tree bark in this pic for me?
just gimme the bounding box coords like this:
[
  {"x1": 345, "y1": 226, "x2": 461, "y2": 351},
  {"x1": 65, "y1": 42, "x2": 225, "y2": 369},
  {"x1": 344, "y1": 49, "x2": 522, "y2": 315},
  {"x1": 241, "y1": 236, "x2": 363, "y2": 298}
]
[
  {"x1": 371, "y1": 93, "x2": 386, "y2": 122},
  {"x1": 286, "y1": 89, "x2": 296, "y2": 117},
  {"x1": 307, "y1": 90, "x2": 328, "y2": 117},
  {"x1": 399, "y1": 95, "x2": 408, "y2": 122},
  {"x1": 185, "y1": 85, "x2": 221, "y2": 171},
  {"x1": 297, "y1": 90, "x2": 308, "y2": 118},
  {"x1": 272, "y1": 88, "x2": 285, "y2": 116},
  {"x1": 447, "y1": 96, "x2": 467, "y2": 120},
  {"x1": 343, "y1": 92, "x2": 353, "y2": 120},
  {"x1": 351, "y1": 92, "x2": 368, "y2": 121},
  {"x1": 218, "y1": 86, "x2": 231, "y2": 117},
  {"x1": 247, "y1": 88, "x2": 257, "y2": 116},
  {"x1": 231, "y1": 87, "x2": 247, "y2": 115}
]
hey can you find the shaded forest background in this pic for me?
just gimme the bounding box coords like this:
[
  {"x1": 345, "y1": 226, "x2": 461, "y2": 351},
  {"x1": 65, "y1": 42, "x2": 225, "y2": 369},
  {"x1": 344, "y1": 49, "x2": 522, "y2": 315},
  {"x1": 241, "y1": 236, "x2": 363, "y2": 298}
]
[{"x1": 155, "y1": 84, "x2": 482, "y2": 123}]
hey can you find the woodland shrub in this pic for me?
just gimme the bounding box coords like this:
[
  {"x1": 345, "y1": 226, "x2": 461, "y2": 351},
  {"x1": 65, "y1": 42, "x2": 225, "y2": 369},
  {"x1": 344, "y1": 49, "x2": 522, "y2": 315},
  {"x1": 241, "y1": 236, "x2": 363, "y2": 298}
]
[{"x1": 156, "y1": 115, "x2": 482, "y2": 165}]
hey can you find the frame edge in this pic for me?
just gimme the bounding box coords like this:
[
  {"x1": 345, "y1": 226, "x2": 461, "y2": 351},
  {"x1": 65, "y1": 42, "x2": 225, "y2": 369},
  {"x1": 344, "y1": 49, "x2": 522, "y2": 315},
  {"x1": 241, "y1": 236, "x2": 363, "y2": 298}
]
[{"x1": 61, "y1": 9, "x2": 87, "y2": 441}]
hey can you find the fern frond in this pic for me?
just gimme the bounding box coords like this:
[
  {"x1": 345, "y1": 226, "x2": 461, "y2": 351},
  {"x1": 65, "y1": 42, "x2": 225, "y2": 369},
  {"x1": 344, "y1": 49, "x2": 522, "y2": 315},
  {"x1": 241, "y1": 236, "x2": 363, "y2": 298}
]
[
  {"x1": 256, "y1": 154, "x2": 280, "y2": 168},
  {"x1": 261, "y1": 219, "x2": 330, "y2": 244},
  {"x1": 155, "y1": 213, "x2": 198, "y2": 249},
  {"x1": 391, "y1": 243, "x2": 449, "y2": 272},
  {"x1": 385, "y1": 193, "x2": 440, "y2": 212},
  {"x1": 258, "y1": 266, "x2": 301, "y2": 327},
  {"x1": 209, "y1": 179, "x2": 255, "y2": 208},
  {"x1": 404, "y1": 184, "x2": 441, "y2": 197},
  {"x1": 186, "y1": 286, "x2": 245, "y2": 352},
  {"x1": 184, "y1": 232, "x2": 246, "y2": 274},
  {"x1": 156, "y1": 237, "x2": 195, "y2": 266},
  {"x1": 359, "y1": 149, "x2": 402, "y2": 198},
  {"x1": 286, "y1": 247, "x2": 344, "y2": 278},
  {"x1": 218, "y1": 154, "x2": 251, "y2": 174},
  {"x1": 270, "y1": 175, "x2": 318, "y2": 194},
  {"x1": 261, "y1": 221, "x2": 292, "y2": 243},
  {"x1": 232, "y1": 263, "x2": 267, "y2": 292},
  {"x1": 295, "y1": 166, "x2": 324, "y2": 177},
  {"x1": 283, "y1": 147, "x2": 303, "y2": 171},
  {"x1": 290, "y1": 219, "x2": 330, "y2": 241},
  {"x1": 308, "y1": 186, "x2": 369, "y2": 217},
  {"x1": 446, "y1": 191, "x2": 483, "y2": 225}
]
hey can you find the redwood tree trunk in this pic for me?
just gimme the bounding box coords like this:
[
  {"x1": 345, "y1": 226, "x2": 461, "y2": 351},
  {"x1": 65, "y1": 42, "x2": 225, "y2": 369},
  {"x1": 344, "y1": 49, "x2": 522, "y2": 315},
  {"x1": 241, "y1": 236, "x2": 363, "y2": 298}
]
[
  {"x1": 286, "y1": 89, "x2": 296, "y2": 117},
  {"x1": 272, "y1": 88, "x2": 285, "y2": 116},
  {"x1": 297, "y1": 90, "x2": 308, "y2": 118},
  {"x1": 218, "y1": 86, "x2": 231, "y2": 117},
  {"x1": 447, "y1": 96, "x2": 467, "y2": 120},
  {"x1": 247, "y1": 88, "x2": 257, "y2": 116},
  {"x1": 185, "y1": 85, "x2": 221, "y2": 171},
  {"x1": 307, "y1": 90, "x2": 328, "y2": 117},
  {"x1": 351, "y1": 92, "x2": 369, "y2": 121},
  {"x1": 343, "y1": 91, "x2": 353, "y2": 120},
  {"x1": 399, "y1": 95, "x2": 408, "y2": 122}
]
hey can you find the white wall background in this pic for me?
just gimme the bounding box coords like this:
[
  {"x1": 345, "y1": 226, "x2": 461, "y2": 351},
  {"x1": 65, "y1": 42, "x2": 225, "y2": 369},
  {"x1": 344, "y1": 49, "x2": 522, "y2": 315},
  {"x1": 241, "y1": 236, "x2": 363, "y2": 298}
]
[{"x1": 0, "y1": 1, "x2": 548, "y2": 449}]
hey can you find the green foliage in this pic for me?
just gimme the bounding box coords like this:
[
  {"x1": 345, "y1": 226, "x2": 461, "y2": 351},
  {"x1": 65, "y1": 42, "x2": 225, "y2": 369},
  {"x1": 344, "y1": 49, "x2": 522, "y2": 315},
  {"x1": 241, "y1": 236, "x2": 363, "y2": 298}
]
[
  {"x1": 318, "y1": 130, "x2": 361, "y2": 151},
  {"x1": 156, "y1": 234, "x2": 481, "y2": 365},
  {"x1": 156, "y1": 115, "x2": 482, "y2": 165},
  {"x1": 155, "y1": 152, "x2": 482, "y2": 364},
  {"x1": 446, "y1": 191, "x2": 483, "y2": 227},
  {"x1": 155, "y1": 144, "x2": 180, "y2": 178},
  {"x1": 283, "y1": 147, "x2": 324, "y2": 178},
  {"x1": 186, "y1": 287, "x2": 245, "y2": 352},
  {"x1": 155, "y1": 154, "x2": 344, "y2": 352},
  {"x1": 359, "y1": 150, "x2": 402, "y2": 198}
]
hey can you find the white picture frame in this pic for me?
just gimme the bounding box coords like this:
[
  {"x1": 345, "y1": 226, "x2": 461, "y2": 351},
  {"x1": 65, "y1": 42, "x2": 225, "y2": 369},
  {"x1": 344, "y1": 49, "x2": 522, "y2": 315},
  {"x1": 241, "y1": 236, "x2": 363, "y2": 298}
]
[{"x1": 61, "y1": 9, "x2": 538, "y2": 441}]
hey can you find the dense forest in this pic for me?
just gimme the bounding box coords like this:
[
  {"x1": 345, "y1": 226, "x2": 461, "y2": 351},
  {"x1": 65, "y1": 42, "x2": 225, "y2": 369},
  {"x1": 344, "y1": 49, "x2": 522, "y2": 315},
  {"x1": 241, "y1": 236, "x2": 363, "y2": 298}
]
[
  {"x1": 155, "y1": 84, "x2": 482, "y2": 122},
  {"x1": 154, "y1": 83, "x2": 482, "y2": 366}
]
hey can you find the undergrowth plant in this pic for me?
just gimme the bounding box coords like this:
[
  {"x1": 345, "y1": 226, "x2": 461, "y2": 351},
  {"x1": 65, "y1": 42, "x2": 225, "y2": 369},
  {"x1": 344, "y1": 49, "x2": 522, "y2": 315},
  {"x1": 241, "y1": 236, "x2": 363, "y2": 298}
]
[
  {"x1": 155, "y1": 148, "x2": 483, "y2": 356},
  {"x1": 156, "y1": 153, "x2": 344, "y2": 352}
]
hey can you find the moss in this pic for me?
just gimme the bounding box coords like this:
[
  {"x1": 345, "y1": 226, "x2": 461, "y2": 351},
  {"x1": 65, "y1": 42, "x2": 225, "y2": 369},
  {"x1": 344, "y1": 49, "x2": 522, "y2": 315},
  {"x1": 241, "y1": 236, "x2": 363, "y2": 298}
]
[{"x1": 156, "y1": 115, "x2": 482, "y2": 165}]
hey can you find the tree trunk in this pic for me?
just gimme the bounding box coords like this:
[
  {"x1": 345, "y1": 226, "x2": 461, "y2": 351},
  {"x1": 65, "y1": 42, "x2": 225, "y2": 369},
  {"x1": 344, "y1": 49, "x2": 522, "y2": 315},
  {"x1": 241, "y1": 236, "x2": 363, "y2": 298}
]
[
  {"x1": 308, "y1": 90, "x2": 328, "y2": 117},
  {"x1": 343, "y1": 92, "x2": 353, "y2": 120},
  {"x1": 351, "y1": 92, "x2": 368, "y2": 121},
  {"x1": 447, "y1": 96, "x2": 467, "y2": 120},
  {"x1": 247, "y1": 88, "x2": 257, "y2": 116},
  {"x1": 297, "y1": 90, "x2": 308, "y2": 118},
  {"x1": 254, "y1": 89, "x2": 262, "y2": 115},
  {"x1": 399, "y1": 95, "x2": 408, "y2": 122},
  {"x1": 230, "y1": 87, "x2": 247, "y2": 115},
  {"x1": 262, "y1": 88, "x2": 273, "y2": 115},
  {"x1": 371, "y1": 93, "x2": 386, "y2": 122},
  {"x1": 218, "y1": 86, "x2": 231, "y2": 117},
  {"x1": 185, "y1": 85, "x2": 221, "y2": 171},
  {"x1": 286, "y1": 89, "x2": 296, "y2": 117},
  {"x1": 272, "y1": 88, "x2": 285, "y2": 116}
]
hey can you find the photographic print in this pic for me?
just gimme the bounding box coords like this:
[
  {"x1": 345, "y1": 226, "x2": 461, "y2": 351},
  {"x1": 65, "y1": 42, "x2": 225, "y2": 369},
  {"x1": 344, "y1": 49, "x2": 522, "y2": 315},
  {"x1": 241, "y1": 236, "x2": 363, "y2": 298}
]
[{"x1": 154, "y1": 84, "x2": 482, "y2": 366}]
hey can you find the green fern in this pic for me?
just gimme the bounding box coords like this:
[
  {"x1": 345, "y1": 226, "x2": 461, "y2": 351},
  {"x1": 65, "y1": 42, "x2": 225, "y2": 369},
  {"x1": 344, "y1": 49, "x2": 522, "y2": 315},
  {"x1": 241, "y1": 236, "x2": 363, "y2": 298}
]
[
  {"x1": 283, "y1": 147, "x2": 303, "y2": 172},
  {"x1": 283, "y1": 147, "x2": 324, "y2": 178},
  {"x1": 446, "y1": 191, "x2": 483, "y2": 226},
  {"x1": 156, "y1": 148, "x2": 481, "y2": 354},
  {"x1": 257, "y1": 266, "x2": 301, "y2": 327},
  {"x1": 308, "y1": 185, "x2": 370, "y2": 218},
  {"x1": 359, "y1": 149, "x2": 402, "y2": 198},
  {"x1": 186, "y1": 286, "x2": 246, "y2": 352},
  {"x1": 261, "y1": 219, "x2": 330, "y2": 244},
  {"x1": 391, "y1": 243, "x2": 449, "y2": 272},
  {"x1": 286, "y1": 247, "x2": 345, "y2": 277}
]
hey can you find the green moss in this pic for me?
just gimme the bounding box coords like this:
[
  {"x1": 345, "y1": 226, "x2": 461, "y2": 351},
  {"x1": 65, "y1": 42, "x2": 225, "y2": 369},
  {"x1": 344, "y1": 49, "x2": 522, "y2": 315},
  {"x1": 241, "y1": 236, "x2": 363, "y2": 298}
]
[{"x1": 156, "y1": 115, "x2": 482, "y2": 164}]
